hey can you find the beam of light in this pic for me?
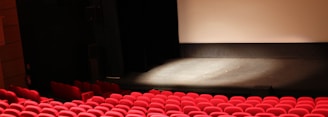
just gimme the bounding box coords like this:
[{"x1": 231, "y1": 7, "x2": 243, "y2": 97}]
[{"x1": 136, "y1": 58, "x2": 325, "y2": 89}]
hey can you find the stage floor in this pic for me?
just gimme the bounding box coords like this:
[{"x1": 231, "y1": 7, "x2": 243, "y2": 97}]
[{"x1": 107, "y1": 58, "x2": 328, "y2": 96}]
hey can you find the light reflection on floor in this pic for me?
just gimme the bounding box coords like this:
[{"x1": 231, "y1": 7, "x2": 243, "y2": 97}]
[{"x1": 135, "y1": 58, "x2": 327, "y2": 90}]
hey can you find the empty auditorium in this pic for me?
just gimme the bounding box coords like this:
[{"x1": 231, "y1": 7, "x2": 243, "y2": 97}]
[{"x1": 1, "y1": 0, "x2": 328, "y2": 117}]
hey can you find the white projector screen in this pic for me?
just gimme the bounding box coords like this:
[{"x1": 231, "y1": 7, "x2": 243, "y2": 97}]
[{"x1": 178, "y1": 0, "x2": 328, "y2": 43}]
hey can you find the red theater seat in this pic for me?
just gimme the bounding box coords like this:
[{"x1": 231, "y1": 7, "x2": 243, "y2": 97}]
[
  {"x1": 111, "y1": 108, "x2": 128, "y2": 116},
  {"x1": 280, "y1": 96, "x2": 297, "y2": 102},
  {"x1": 3, "y1": 109, "x2": 20, "y2": 117},
  {"x1": 228, "y1": 100, "x2": 243, "y2": 106},
  {"x1": 311, "y1": 108, "x2": 328, "y2": 117},
  {"x1": 105, "y1": 111, "x2": 124, "y2": 117},
  {"x1": 294, "y1": 104, "x2": 313, "y2": 112},
  {"x1": 188, "y1": 111, "x2": 207, "y2": 117},
  {"x1": 110, "y1": 93, "x2": 123, "y2": 100},
  {"x1": 217, "y1": 103, "x2": 234, "y2": 110},
  {"x1": 41, "y1": 108, "x2": 58, "y2": 116},
  {"x1": 197, "y1": 102, "x2": 213, "y2": 110},
  {"x1": 297, "y1": 97, "x2": 314, "y2": 102},
  {"x1": 209, "y1": 112, "x2": 229, "y2": 117},
  {"x1": 247, "y1": 96, "x2": 262, "y2": 102},
  {"x1": 38, "y1": 113, "x2": 56, "y2": 117},
  {"x1": 186, "y1": 92, "x2": 199, "y2": 99},
  {"x1": 137, "y1": 96, "x2": 151, "y2": 104},
  {"x1": 49, "y1": 101, "x2": 63, "y2": 106},
  {"x1": 64, "y1": 102, "x2": 78, "y2": 109},
  {"x1": 166, "y1": 99, "x2": 180, "y2": 105},
  {"x1": 119, "y1": 99, "x2": 134, "y2": 107},
  {"x1": 20, "y1": 111, "x2": 38, "y2": 117},
  {"x1": 245, "y1": 107, "x2": 265, "y2": 116},
  {"x1": 199, "y1": 94, "x2": 213, "y2": 100},
  {"x1": 151, "y1": 98, "x2": 165, "y2": 104},
  {"x1": 279, "y1": 100, "x2": 297, "y2": 107},
  {"x1": 315, "y1": 97, "x2": 328, "y2": 103},
  {"x1": 161, "y1": 90, "x2": 173, "y2": 96},
  {"x1": 297, "y1": 101, "x2": 315, "y2": 108},
  {"x1": 130, "y1": 106, "x2": 147, "y2": 114},
  {"x1": 169, "y1": 113, "x2": 189, "y2": 117},
  {"x1": 275, "y1": 103, "x2": 294, "y2": 112},
  {"x1": 165, "y1": 104, "x2": 182, "y2": 112},
  {"x1": 53, "y1": 105, "x2": 68, "y2": 112},
  {"x1": 0, "y1": 114, "x2": 16, "y2": 117},
  {"x1": 232, "y1": 112, "x2": 252, "y2": 117},
  {"x1": 304, "y1": 113, "x2": 325, "y2": 117},
  {"x1": 148, "y1": 107, "x2": 165, "y2": 114},
  {"x1": 266, "y1": 107, "x2": 287, "y2": 116},
  {"x1": 148, "y1": 89, "x2": 161, "y2": 95},
  {"x1": 143, "y1": 93, "x2": 155, "y2": 99},
  {"x1": 72, "y1": 100, "x2": 84, "y2": 105},
  {"x1": 288, "y1": 108, "x2": 309, "y2": 117},
  {"x1": 167, "y1": 95, "x2": 180, "y2": 101},
  {"x1": 134, "y1": 100, "x2": 149, "y2": 108},
  {"x1": 255, "y1": 112, "x2": 276, "y2": 117},
  {"x1": 224, "y1": 106, "x2": 243, "y2": 115},
  {"x1": 245, "y1": 100, "x2": 261, "y2": 106},
  {"x1": 262, "y1": 100, "x2": 279, "y2": 107},
  {"x1": 70, "y1": 107, "x2": 86, "y2": 115},
  {"x1": 24, "y1": 105, "x2": 41, "y2": 114},
  {"x1": 87, "y1": 109, "x2": 105, "y2": 117},
  {"x1": 230, "y1": 96, "x2": 246, "y2": 102},
  {"x1": 278, "y1": 113, "x2": 300, "y2": 117},
  {"x1": 23, "y1": 100, "x2": 38, "y2": 106},
  {"x1": 115, "y1": 104, "x2": 131, "y2": 112},
  {"x1": 213, "y1": 95, "x2": 228, "y2": 102},
  {"x1": 183, "y1": 106, "x2": 201, "y2": 114},
  {"x1": 39, "y1": 103, "x2": 53, "y2": 109},
  {"x1": 255, "y1": 103, "x2": 273, "y2": 111},
  {"x1": 127, "y1": 110, "x2": 146, "y2": 116},
  {"x1": 86, "y1": 101, "x2": 99, "y2": 108},
  {"x1": 210, "y1": 98, "x2": 226, "y2": 106},
  {"x1": 99, "y1": 103, "x2": 114, "y2": 110},
  {"x1": 203, "y1": 106, "x2": 222, "y2": 115},
  {"x1": 173, "y1": 92, "x2": 186, "y2": 97},
  {"x1": 165, "y1": 110, "x2": 183, "y2": 116},
  {"x1": 58, "y1": 110, "x2": 78, "y2": 117},
  {"x1": 131, "y1": 92, "x2": 143, "y2": 97},
  {"x1": 94, "y1": 105, "x2": 110, "y2": 113},
  {"x1": 89, "y1": 96, "x2": 105, "y2": 104},
  {"x1": 8, "y1": 103, "x2": 23, "y2": 111},
  {"x1": 236, "y1": 103, "x2": 253, "y2": 111},
  {"x1": 181, "y1": 96, "x2": 195, "y2": 102},
  {"x1": 78, "y1": 112, "x2": 97, "y2": 117},
  {"x1": 149, "y1": 102, "x2": 165, "y2": 109},
  {"x1": 154, "y1": 94, "x2": 167, "y2": 101},
  {"x1": 125, "y1": 114, "x2": 144, "y2": 117},
  {"x1": 263, "y1": 96, "x2": 279, "y2": 102}
]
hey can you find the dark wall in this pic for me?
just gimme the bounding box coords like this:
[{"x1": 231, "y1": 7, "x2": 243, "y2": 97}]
[
  {"x1": 17, "y1": 0, "x2": 90, "y2": 94},
  {"x1": 117, "y1": 0, "x2": 180, "y2": 72},
  {"x1": 16, "y1": 0, "x2": 180, "y2": 93}
]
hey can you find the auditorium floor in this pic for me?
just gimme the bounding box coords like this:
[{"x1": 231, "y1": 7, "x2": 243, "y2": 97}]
[{"x1": 106, "y1": 58, "x2": 328, "y2": 97}]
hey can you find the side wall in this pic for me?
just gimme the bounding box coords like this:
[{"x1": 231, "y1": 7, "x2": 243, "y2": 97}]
[{"x1": 0, "y1": 0, "x2": 26, "y2": 88}]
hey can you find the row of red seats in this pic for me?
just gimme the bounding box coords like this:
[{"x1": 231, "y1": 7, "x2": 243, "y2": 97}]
[
  {"x1": 2, "y1": 85, "x2": 328, "y2": 117},
  {"x1": 91, "y1": 90, "x2": 328, "y2": 117},
  {"x1": 51, "y1": 80, "x2": 131, "y2": 102},
  {"x1": 0, "y1": 89, "x2": 23, "y2": 104},
  {"x1": 9, "y1": 85, "x2": 53, "y2": 103},
  {"x1": 73, "y1": 80, "x2": 130, "y2": 98}
]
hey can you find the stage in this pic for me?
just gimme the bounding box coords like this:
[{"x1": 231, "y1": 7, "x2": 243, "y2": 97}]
[{"x1": 107, "y1": 58, "x2": 328, "y2": 96}]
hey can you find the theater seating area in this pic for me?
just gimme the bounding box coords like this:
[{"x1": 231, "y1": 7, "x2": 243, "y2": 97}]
[{"x1": 1, "y1": 83, "x2": 328, "y2": 117}]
